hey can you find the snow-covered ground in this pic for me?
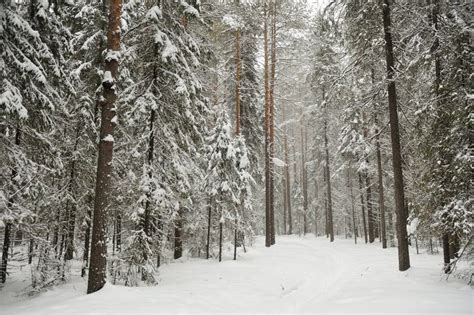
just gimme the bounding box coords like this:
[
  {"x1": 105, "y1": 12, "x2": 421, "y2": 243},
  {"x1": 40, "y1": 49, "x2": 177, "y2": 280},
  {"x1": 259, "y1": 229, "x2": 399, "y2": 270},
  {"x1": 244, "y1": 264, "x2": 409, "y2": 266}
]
[{"x1": 1, "y1": 236, "x2": 472, "y2": 314}]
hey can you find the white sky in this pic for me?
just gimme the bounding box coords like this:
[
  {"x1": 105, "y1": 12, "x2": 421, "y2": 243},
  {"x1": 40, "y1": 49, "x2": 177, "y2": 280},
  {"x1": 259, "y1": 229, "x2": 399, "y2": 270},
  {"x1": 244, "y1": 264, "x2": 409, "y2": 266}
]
[{"x1": 307, "y1": 0, "x2": 331, "y2": 12}]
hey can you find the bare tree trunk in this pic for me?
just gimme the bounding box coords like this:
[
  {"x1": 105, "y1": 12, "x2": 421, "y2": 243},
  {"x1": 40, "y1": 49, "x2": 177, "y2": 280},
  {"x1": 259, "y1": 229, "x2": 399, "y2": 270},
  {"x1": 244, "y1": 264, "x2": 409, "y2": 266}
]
[
  {"x1": 263, "y1": 3, "x2": 271, "y2": 247},
  {"x1": 314, "y1": 177, "x2": 318, "y2": 236},
  {"x1": 362, "y1": 114, "x2": 375, "y2": 243},
  {"x1": 143, "y1": 110, "x2": 155, "y2": 236},
  {"x1": 358, "y1": 172, "x2": 368, "y2": 243},
  {"x1": 381, "y1": 0, "x2": 410, "y2": 271},
  {"x1": 81, "y1": 205, "x2": 92, "y2": 278},
  {"x1": 269, "y1": 2, "x2": 277, "y2": 245},
  {"x1": 234, "y1": 28, "x2": 241, "y2": 260},
  {"x1": 374, "y1": 115, "x2": 387, "y2": 248},
  {"x1": 1, "y1": 127, "x2": 21, "y2": 284},
  {"x1": 283, "y1": 104, "x2": 292, "y2": 235},
  {"x1": 143, "y1": 40, "x2": 158, "y2": 238},
  {"x1": 219, "y1": 200, "x2": 223, "y2": 262},
  {"x1": 174, "y1": 208, "x2": 183, "y2": 259},
  {"x1": 432, "y1": 0, "x2": 449, "y2": 269},
  {"x1": 1, "y1": 223, "x2": 11, "y2": 284},
  {"x1": 348, "y1": 168, "x2": 357, "y2": 244},
  {"x1": 218, "y1": 221, "x2": 223, "y2": 262},
  {"x1": 323, "y1": 169, "x2": 328, "y2": 237},
  {"x1": 115, "y1": 213, "x2": 121, "y2": 252},
  {"x1": 282, "y1": 176, "x2": 287, "y2": 234},
  {"x1": 206, "y1": 199, "x2": 212, "y2": 259},
  {"x1": 52, "y1": 207, "x2": 61, "y2": 254},
  {"x1": 28, "y1": 237, "x2": 34, "y2": 264},
  {"x1": 87, "y1": 0, "x2": 121, "y2": 294},
  {"x1": 301, "y1": 117, "x2": 308, "y2": 235},
  {"x1": 442, "y1": 234, "x2": 450, "y2": 273},
  {"x1": 324, "y1": 120, "x2": 334, "y2": 242},
  {"x1": 366, "y1": 172, "x2": 374, "y2": 243},
  {"x1": 65, "y1": 123, "x2": 82, "y2": 260}
]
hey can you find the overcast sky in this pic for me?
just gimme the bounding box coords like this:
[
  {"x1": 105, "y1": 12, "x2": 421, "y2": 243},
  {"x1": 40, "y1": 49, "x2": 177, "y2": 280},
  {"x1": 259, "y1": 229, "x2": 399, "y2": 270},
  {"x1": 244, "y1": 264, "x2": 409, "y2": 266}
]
[{"x1": 306, "y1": 0, "x2": 331, "y2": 12}]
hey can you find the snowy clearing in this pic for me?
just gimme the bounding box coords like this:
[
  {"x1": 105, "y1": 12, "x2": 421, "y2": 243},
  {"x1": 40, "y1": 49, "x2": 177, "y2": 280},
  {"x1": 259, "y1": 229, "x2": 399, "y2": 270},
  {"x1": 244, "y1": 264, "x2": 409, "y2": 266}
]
[{"x1": 1, "y1": 236, "x2": 472, "y2": 315}]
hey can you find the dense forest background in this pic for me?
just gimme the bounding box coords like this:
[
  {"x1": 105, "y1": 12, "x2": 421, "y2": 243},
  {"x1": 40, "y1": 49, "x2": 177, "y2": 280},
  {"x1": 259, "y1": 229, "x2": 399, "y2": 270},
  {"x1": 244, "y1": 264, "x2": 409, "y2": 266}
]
[{"x1": 0, "y1": 0, "x2": 472, "y2": 293}]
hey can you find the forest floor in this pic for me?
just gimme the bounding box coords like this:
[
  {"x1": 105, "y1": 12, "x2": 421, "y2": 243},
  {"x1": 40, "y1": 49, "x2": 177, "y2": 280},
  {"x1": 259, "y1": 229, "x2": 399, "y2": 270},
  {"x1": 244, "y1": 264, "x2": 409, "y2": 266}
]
[{"x1": 1, "y1": 235, "x2": 472, "y2": 314}]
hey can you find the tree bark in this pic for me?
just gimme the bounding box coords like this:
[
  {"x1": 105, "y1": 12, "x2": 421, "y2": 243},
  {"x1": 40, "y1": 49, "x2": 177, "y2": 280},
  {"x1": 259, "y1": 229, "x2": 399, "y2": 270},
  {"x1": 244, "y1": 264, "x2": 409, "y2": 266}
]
[
  {"x1": 374, "y1": 109, "x2": 387, "y2": 248},
  {"x1": 1, "y1": 223, "x2": 11, "y2": 284},
  {"x1": 1, "y1": 126, "x2": 21, "y2": 284},
  {"x1": 81, "y1": 205, "x2": 92, "y2": 277},
  {"x1": 282, "y1": 176, "x2": 287, "y2": 235},
  {"x1": 362, "y1": 113, "x2": 375, "y2": 243},
  {"x1": 348, "y1": 169, "x2": 357, "y2": 244},
  {"x1": 174, "y1": 208, "x2": 183, "y2": 259},
  {"x1": 269, "y1": 2, "x2": 277, "y2": 245},
  {"x1": 87, "y1": 0, "x2": 121, "y2": 294},
  {"x1": 324, "y1": 120, "x2": 334, "y2": 242},
  {"x1": 263, "y1": 3, "x2": 271, "y2": 247},
  {"x1": 366, "y1": 171, "x2": 374, "y2": 243},
  {"x1": 358, "y1": 172, "x2": 368, "y2": 243},
  {"x1": 314, "y1": 177, "x2": 318, "y2": 236},
  {"x1": 206, "y1": 199, "x2": 212, "y2": 259},
  {"x1": 234, "y1": 28, "x2": 241, "y2": 259},
  {"x1": 65, "y1": 123, "x2": 82, "y2": 260},
  {"x1": 282, "y1": 104, "x2": 292, "y2": 235},
  {"x1": 218, "y1": 220, "x2": 223, "y2": 262},
  {"x1": 143, "y1": 106, "x2": 156, "y2": 237},
  {"x1": 301, "y1": 116, "x2": 308, "y2": 235},
  {"x1": 442, "y1": 234, "x2": 450, "y2": 273},
  {"x1": 381, "y1": 0, "x2": 410, "y2": 271}
]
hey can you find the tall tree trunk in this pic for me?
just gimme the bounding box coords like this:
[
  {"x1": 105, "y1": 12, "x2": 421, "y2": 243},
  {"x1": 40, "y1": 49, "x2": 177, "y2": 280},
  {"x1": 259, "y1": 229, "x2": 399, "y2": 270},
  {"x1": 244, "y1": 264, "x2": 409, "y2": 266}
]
[
  {"x1": 174, "y1": 207, "x2": 183, "y2": 259},
  {"x1": 300, "y1": 116, "x2": 308, "y2": 235},
  {"x1": 143, "y1": 108, "x2": 155, "y2": 237},
  {"x1": 323, "y1": 168, "x2": 328, "y2": 237},
  {"x1": 269, "y1": 2, "x2": 277, "y2": 245},
  {"x1": 81, "y1": 205, "x2": 92, "y2": 278},
  {"x1": 206, "y1": 199, "x2": 212, "y2": 259},
  {"x1": 283, "y1": 104, "x2": 292, "y2": 235},
  {"x1": 432, "y1": 0, "x2": 448, "y2": 268},
  {"x1": 348, "y1": 168, "x2": 357, "y2": 244},
  {"x1": 115, "y1": 213, "x2": 122, "y2": 252},
  {"x1": 1, "y1": 223, "x2": 12, "y2": 284},
  {"x1": 380, "y1": 0, "x2": 410, "y2": 271},
  {"x1": 366, "y1": 172, "x2": 374, "y2": 243},
  {"x1": 442, "y1": 234, "x2": 450, "y2": 273},
  {"x1": 362, "y1": 113, "x2": 375, "y2": 243},
  {"x1": 52, "y1": 207, "x2": 61, "y2": 254},
  {"x1": 358, "y1": 172, "x2": 368, "y2": 243},
  {"x1": 87, "y1": 0, "x2": 121, "y2": 294},
  {"x1": 1, "y1": 127, "x2": 21, "y2": 284},
  {"x1": 292, "y1": 133, "x2": 298, "y2": 234},
  {"x1": 375, "y1": 137, "x2": 387, "y2": 248},
  {"x1": 83, "y1": 0, "x2": 105, "y2": 277},
  {"x1": 373, "y1": 98, "x2": 387, "y2": 248},
  {"x1": 28, "y1": 237, "x2": 34, "y2": 264},
  {"x1": 65, "y1": 123, "x2": 82, "y2": 260},
  {"x1": 234, "y1": 28, "x2": 241, "y2": 260},
  {"x1": 263, "y1": 3, "x2": 271, "y2": 247},
  {"x1": 282, "y1": 176, "x2": 287, "y2": 235},
  {"x1": 324, "y1": 120, "x2": 334, "y2": 242},
  {"x1": 314, "y1": 177, "x2": 318, "y2": 236},
  {"x1": 218, "y1": 220, "x2": 223, "y2": 262},
  {"x1": 219, "y1": 200, "x2": 223, "y2": 262}
]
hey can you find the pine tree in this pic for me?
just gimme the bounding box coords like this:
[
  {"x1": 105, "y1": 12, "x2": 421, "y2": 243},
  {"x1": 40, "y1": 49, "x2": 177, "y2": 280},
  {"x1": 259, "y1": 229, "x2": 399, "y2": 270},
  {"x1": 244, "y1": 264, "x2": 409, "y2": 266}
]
[
  {"x1": 380, "y1": 0, "x2": 410, "y2": 271},
  {"x1": 87, "y1": 0, "x2": 122, "y2": 294}
]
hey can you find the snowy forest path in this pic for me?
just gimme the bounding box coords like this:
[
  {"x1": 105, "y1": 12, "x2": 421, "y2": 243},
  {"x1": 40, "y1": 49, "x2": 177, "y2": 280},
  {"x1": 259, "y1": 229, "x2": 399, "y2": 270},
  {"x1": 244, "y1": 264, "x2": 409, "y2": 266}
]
[{"x1": 2, "y1": 236, "x2": 472, "y2": 314}]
